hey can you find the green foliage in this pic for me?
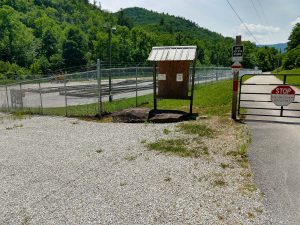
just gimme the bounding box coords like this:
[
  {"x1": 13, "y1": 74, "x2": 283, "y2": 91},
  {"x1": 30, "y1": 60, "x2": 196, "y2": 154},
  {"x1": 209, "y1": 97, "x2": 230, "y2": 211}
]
[
  {"x1": 282, "y1": 45, "x2": 300, "y2": 70},
  {"x1": 282, "y1": 23, "x2": 300, "y2": 70},
  {"x1": 62, "y1": 26, "x2": 88, "y2": 67},
  {"x1": 0, "y1": 2, "x2": 280, "y2": 80},
  {"x1": 177, "y1": 123, "x2": 214, "y2": 138},
  {"x1": 287, "y1": 23, "x2": 300, "y2": 51}
]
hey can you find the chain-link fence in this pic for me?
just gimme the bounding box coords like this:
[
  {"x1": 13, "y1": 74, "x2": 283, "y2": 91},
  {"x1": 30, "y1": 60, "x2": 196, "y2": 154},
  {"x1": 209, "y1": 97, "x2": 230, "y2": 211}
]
[{"x1": 0, "y1": 63, "x2": 261, "y2": 117}]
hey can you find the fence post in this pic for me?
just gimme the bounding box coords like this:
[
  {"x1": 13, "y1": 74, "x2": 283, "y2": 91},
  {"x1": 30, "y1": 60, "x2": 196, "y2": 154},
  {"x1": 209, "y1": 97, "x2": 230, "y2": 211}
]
[
  {"x1": 136, "y1": 67, "x2": 138, "y2": 107},
  {"x1": 19, "y1": 83, "x2": 23, "y2": 110},
  {"x1": 197, "y1": 68, "x2": 200, "y2": 85},
  {"x1": 5, "y1": 84, "x2": 9, "y2": 112},
  {"x1": 64, "y1": 77, "x2": 68, "y2": 116},
  {"x1": 97, "y1": 59, "x2": 103, "y2": 116},
  {"x1": 38, "y1": 81, "x2": 43, "y2": 114}
]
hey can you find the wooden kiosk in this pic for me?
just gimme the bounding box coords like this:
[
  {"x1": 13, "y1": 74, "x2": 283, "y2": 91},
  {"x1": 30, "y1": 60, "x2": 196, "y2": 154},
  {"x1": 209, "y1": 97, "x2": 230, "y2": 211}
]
[{"x1": 147, "y1": 46, "x2": 197, "y2": 114}]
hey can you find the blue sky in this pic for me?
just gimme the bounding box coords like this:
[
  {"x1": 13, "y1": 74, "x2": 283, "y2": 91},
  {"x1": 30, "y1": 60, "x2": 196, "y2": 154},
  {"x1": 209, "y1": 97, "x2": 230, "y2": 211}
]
[{"x1": 91, "y1": 0, "x2": 300, "y2": 45}]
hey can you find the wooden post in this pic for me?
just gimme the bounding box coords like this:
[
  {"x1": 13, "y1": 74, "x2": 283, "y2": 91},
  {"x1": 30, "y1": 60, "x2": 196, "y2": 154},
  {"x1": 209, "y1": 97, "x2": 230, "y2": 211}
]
[
  {"x1": 153, "y1": 62, "x2": 157, "y2": 111},
  {"x1": 231, "y1": 36, "x2": 241, "y2": 120},
  {"x1": 190, "y1": 59, "x2": 196, "y2": 114}
]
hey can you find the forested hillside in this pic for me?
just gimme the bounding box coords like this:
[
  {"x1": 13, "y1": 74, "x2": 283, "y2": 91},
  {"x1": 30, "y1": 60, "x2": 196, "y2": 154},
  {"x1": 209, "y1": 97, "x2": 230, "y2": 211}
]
[
  {"x1": 0, "y1": 1, "x2": 279, "y2": 81},
  {"x1": 281, "y1": 23, "x2": 300, "y2": 70}
]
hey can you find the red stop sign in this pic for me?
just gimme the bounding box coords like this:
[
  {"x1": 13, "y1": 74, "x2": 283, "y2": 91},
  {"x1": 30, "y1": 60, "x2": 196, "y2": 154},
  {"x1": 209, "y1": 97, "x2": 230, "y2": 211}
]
[
  {"x1": 271, "y1": 86, "x2": 295, "y2": 95},
  {"x1": 271, "y1": 85, "x2": 296, "y2": 106}
]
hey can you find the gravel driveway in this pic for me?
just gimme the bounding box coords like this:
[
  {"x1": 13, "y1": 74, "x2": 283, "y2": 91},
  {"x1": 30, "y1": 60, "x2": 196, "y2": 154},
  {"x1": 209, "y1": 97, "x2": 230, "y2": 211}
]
[{"x1": 0, "y1": 115, "x2": 269, "y2": 224}]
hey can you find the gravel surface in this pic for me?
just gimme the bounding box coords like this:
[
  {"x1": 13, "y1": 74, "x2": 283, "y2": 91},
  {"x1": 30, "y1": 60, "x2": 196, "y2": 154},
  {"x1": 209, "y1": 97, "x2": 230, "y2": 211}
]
[{"x1": 0, "y1": 114, "x2": 270, "y2": 224}]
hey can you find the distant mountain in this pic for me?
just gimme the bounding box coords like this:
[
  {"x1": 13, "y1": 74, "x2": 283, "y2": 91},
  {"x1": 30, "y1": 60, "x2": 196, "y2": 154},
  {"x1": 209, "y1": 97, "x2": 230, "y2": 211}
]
[{"x1": 258, "y1": 43, "x2": 287, "y2": 53}]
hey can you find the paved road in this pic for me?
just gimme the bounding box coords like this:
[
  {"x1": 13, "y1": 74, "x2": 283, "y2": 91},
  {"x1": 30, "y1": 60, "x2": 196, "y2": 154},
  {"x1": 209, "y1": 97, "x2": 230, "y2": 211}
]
[{"x1": 242, "y1": 75, "x2": 300, "y2": 224}]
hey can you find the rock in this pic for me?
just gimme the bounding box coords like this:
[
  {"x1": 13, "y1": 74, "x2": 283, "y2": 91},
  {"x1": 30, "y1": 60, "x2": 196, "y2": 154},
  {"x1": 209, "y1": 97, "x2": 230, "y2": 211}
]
[
  {"x1": 112, "y1": 108, "x2": 151, "y2": 123},
  {"x1": 149, "y1": 110, "x2": 196, "y2": 123}
]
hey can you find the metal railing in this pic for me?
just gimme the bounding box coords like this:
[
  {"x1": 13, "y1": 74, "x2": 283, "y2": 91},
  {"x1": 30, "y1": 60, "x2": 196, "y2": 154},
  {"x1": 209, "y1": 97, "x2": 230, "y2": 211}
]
[{"x1": 238, "y1": 74, "x2": 300, "y2": 119}]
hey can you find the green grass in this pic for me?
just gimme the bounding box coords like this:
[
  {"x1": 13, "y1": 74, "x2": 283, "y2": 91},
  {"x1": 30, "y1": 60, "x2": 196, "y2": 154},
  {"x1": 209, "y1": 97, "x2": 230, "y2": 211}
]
[
  {"x1": 274, "y1": 68, "x2": 300, "y2": 85},
  {"x1": 212, "y1": 178, "x2": 227, "y2": 187},
  {"x1": 177, "y1": 123, "x2": 214, "y2": 137},
  {"x1": 220, "y1": 163, "x2": 233, "y2": 169},
  {"x1": 2, "y1": 80, "x2": 234, "y2": 118},
  {"x1": 163, "y1": 128, "x2": 170, "y2": 135},
  {"x1": 124, "y1": 155, "x2": 138, "y2": 161},
  {"x1": 147, "y1": 139, "x2": 188, "y2": 156},
  {"x1": 146, "y1": 138, "x2": 209, "y2": 158}
]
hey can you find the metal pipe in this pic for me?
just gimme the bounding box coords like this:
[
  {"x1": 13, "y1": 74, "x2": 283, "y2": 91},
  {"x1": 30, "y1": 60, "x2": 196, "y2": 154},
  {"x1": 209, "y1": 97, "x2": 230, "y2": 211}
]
[
  {"x1": 136, "y1": 67, "x2": 138, "y2": 107},
  {"x1": 38, "y1": 81, "x2": 43, "y2": 114},
  {"x1": 5, "y1": 84, "x2": 9, "y2": 111},
  {"x1": 64, "y1": 78, "x2": 68, "y2": 116}
]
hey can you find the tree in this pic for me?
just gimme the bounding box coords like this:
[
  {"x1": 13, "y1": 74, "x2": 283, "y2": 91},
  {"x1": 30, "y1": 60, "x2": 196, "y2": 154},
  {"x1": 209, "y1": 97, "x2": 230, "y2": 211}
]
[
  {"x1": 117, "y1": 9, "x2": 133, "y2": 29},
  {"x1": 62, "y1": 26, "x2": 88, "y2": 68},
  {"x1": 287, "y1": 23, "x2": 300, "y2": 50},
  {"x1": 282, "y1": 46, "x2": 300, "y2": 70},
  {"x1": 41, "y1": 28, "x2": 59, "y2": 59},
  {"x1": 159, "y1": 17, "x2": 164, "y2": 26},
  {"x1": 0, "y1": 6, "x2": 36, "y2": 67}
]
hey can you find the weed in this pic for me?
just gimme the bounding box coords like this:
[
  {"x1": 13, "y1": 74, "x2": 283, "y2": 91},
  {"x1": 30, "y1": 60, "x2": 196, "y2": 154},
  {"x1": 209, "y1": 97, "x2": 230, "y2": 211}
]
[
  {"x1": 124, "y1": 155, "x2": 137, "y2": 161},
  {"x1": 178, "y1": 123, "x2": 214, "y2": 137},
  {"x1": 217, "y1": 214, "x2": 225, "y2": 220},
  {"x1": 227, "y1": 143, "x2": 249, "y2": 168},
  {"x1": 240, "y1": 172, "x2": 252, "y2": 178},
  {"x1": 212, "y1": 178, "x2": 227, "y2": 187},
  {"x1": 237, "y1": 158, "x2": 249, "y2": 168},
  {"x1": 164, "y1": 177, "x2": 171, "y2": 182},
  {"x1": 96, "y1": 149, "x2": 103, "y2": 154},
  {"x1": 244, "y1": 184, "x2": 257, "y2": 192},
  {"x1": 140, "y1": 139, "x2": 147, "y2": 144},
  {"x1": 6, "y1": 124, "x2": 23, "y2": 130},
  {"x1": 11, "y1": 111, "x2": 26, "y2": 120},
  {"x1": 163, "y1": 128, "x2": 170, "y2": 135},
  {"x1": 147, "y1": 138, "x2": 207, "y2": 158},
  {"x1": 147, "y1": 139, "x2": 187, "y2": 155},
  {"x1": 201, "y1": 146, "x2": 209, "y2": 155},
  {"x1": 247, "y1": 212, "x2": 255, "y2": 219},
  {"x1": 220, "y1": 163, "x2": 233, "y2": 169},
  {"x1": 191, "y1": 146, "x2": 209, "y2": 157},
  {"x1": 21, "y1": 216, "x2": 30, "y2": 225},
  {"x1": 120, "y1": 182, "x2": 127, "y2": 186},
  {"x1": 254, "y1": 208, "x2": 263, "y2": 214}
]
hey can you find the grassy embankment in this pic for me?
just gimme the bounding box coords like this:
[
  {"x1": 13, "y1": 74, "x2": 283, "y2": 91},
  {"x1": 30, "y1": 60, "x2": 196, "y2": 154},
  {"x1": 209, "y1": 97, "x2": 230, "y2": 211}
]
[
  {"x1": 6, "y1": 80, "x2": 234, "y2": 118},
  {"x1": 274, "y1": 68, "x2": 300, "y2": 84}
]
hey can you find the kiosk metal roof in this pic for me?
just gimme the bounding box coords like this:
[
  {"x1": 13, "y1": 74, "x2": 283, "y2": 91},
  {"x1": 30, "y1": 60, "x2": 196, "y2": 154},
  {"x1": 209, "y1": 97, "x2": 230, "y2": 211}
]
[{"x1": 147, "y1": 46, "x2": 197, "y2": 62}]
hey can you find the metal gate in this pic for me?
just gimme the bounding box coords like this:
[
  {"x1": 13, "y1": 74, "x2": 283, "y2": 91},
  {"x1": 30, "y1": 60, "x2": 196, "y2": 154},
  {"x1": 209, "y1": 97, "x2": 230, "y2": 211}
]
[{"x1": 238, "y1": 74, "x2": 300, "y2": 119}]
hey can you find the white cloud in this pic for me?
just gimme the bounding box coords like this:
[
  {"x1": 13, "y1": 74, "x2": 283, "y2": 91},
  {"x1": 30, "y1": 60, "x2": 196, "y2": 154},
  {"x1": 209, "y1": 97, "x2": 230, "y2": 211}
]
[
  {"x1": 290, "y1": 18, "x2": 300, "y2": 26},
  {"x1": 240, "y1": 23, "x2": 280, "y2": 35}
]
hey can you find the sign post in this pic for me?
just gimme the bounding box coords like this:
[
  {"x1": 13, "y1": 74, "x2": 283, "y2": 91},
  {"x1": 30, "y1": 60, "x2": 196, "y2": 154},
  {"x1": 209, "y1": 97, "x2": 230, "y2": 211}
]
[{"x1": 231, "y1": 36, "x2": 243, "y2": 120}]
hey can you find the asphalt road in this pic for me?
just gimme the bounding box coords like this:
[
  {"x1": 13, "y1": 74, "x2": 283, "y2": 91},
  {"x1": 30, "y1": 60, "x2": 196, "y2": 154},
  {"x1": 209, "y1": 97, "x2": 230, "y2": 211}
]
[{"x1": 242, "y1": 75, "x2": 300, "y2": 224}]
